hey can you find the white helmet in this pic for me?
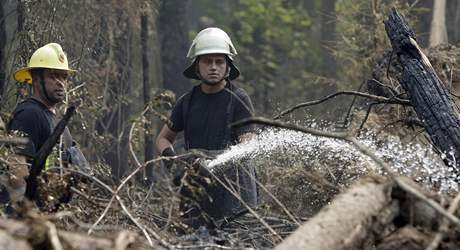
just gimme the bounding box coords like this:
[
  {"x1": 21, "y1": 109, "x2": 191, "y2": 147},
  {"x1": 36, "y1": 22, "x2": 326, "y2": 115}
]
[
  {"x1": 186, "y1": 27, "x2": 237, "y2": 59},
  {"x1": 183, "y1": 27, "x2": 240, "y2": 80}
]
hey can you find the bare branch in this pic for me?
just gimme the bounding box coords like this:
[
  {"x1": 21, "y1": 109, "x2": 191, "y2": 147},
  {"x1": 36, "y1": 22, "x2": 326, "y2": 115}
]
[
  {"x1": 0, "y1": 136, "x2": 30, "y2": 146},
  {"x1": 46, "y1": 221, "x2": 63, "y2": 250},
  {"x1": 207, "y1": 168, "x2": 283, "y2": 243},
  {"x1": 49, "y1": 167, "x2": 161, "y2": 247},
  {"x1": 357, "y1": 101, "x2": 385, "y2": 134},
  {"x1": 426, "y1": 192, "x2": 460, "y2": 250},
  {"x1": 240, "y1": 166, "x2": 301, "y2": 226},
  {"x1": 273, "y1": 91, "x2": 410, "y2": 120}
]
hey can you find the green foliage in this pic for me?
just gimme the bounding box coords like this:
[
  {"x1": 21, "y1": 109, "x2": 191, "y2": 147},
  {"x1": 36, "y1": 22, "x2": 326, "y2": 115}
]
[
  {"x1": 233, "y1": 0, "x2": 314, "y2": 65},
  {"x1": 195, "y1": 0, "x2": 426, "y2": 118},
  {"x1": 196, "y1": 0, "x2": 319, "y2": 114},
  {"x1": 335, "y1": 0, "x2": 422, "y2": 88}
]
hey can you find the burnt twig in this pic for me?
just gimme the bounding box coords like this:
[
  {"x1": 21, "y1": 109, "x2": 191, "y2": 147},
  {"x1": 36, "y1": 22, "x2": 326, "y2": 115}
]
[
  {"x1": 426, "y1": 192, "x2": 460, "y2": 250},
  {"x1": 357, "y1": 101, "x2": 385, "y2": 135},
  {"x1": 273, "y1": 91, "x2": 410, "y2": 120},
  {"x1": 239, "y1": 166, "x2": 301, "y2": 226},
  {"x1": 26, "y1": 106, "x2": 76, "y2": 200},
  {"x1": 209, "y1": 170, "x2": 283, "y2": 243},
  {"x1": 0, "y1": 136, "x2": 30, "y2": 146}
]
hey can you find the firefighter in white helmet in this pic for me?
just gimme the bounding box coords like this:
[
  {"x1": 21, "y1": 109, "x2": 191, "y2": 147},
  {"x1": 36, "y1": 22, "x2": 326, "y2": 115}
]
[
  {"x1": 155, "y1": 28, "x2": 257, "y2": 229},
  {"x1": 2, "y1": 43, "x2": 82, "y2": 211}
]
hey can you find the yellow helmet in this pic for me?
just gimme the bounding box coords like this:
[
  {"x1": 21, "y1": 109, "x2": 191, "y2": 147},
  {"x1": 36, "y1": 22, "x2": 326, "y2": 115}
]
[{"x1": 14, "y1": 43, "x2": 76, "y2": 84}]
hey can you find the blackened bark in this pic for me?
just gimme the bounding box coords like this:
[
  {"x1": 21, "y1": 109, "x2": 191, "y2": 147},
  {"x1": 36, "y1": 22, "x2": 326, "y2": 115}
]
[
  {"x1": 320, "y1": 0, "x2": 337, "y2": 79},
  {"x1": 159, "y1": 0, "x2": 190, "y2": 96},
  {"x1": 384, "y1": 9, "x2": 460, "y2": 170}
]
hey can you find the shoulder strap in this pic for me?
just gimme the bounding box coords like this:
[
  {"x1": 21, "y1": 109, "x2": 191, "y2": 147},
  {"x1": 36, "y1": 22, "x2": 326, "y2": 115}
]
[
  {"x1": 224, "y1": 82, "x2": 236, "y2": 147},
  {"x1": 182, "y1": 86, "x2": 198, "y2": 150}
]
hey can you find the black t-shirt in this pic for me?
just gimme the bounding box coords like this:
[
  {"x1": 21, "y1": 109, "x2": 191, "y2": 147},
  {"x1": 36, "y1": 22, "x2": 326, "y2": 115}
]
[
  {"x1": 170, "y1": 83, "x2": 254, "y2": 150},
  {"x1": 8, "y1": 98, "x2": 56, "y2": 157}
]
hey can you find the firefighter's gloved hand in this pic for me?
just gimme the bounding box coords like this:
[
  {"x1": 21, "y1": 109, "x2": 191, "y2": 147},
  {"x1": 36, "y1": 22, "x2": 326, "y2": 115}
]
[
  {"x1": 195, "y1": 161, "x2": 211, "y2": 179},
  {"x1": 172, "y1": 164, "x2": 186, "y2": 186},
  {"x1": 161, "y1": 147, "x2": 176, "y2": 170},
  {"x1": 166, "y1": 151, "x2": 210, "y2": 186},
  {"x1": 68, "y1": 146, "x2": 91, "y2": 173},
  {"x1": 174, "y1": 154, "x2": 213, "y2": 186},
  {"x1": 171, "y1": 154, "x2": 198, "y2": 186}
]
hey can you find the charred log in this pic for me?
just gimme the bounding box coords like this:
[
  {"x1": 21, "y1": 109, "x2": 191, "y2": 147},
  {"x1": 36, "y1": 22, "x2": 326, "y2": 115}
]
[{"x1": 384, "y1": 9, "x2": 460, "y2": 171}]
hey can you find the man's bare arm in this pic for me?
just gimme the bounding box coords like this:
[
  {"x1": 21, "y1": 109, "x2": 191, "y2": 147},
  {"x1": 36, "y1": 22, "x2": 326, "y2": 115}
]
[{"x1": 156, "y1": 125, "x2": 177, "y2": 154}]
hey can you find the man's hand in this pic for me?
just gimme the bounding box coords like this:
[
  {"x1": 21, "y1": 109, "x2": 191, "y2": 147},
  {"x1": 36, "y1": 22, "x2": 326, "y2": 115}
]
[{"x1": 160, "y1": 147, "x2": 176, "y2": 169}]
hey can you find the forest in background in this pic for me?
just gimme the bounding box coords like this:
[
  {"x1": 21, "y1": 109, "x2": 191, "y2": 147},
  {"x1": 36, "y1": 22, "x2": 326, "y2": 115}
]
[
  {"x1": 2, "y1": 1, "x2": 460, "y2": 249},
  {"x1": 0, "y1": 0, "x2": 459, "y2": 180}
]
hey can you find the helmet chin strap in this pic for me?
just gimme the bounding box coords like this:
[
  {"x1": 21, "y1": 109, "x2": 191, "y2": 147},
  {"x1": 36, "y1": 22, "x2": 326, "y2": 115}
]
[
  {"x1": 38, "y1": 70, "x2": 58, "y2": 104},
  {"x1": 198, "y1": 71, "x2": 228, "y2": 86}
]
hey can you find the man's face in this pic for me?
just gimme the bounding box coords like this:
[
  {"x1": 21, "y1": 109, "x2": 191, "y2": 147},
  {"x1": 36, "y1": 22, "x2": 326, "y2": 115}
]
[
  {"x1": 40, "y1": 69, "x2": 69, "y2": 103},
  {"x1": 197, "y1": 54, "x2": 228, "y2": 85}
]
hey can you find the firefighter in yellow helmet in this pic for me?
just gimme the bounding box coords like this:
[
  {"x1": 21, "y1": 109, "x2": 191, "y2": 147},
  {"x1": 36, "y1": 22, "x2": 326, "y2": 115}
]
[
  {"x1": 155, "y1": 28, "x2": 257, "y2": 229},
  {"x1": 2, "y1": 43, "x2": 78, "y2": 211}
]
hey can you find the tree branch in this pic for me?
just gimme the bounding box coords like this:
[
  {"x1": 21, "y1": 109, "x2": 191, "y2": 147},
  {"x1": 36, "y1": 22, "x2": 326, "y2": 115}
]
[
  {"x1": 0, "y1": 137, "x2": 30, "y2": 146},
  {"x1": 426, "y1": 191, "x2": 460, "y2": 250},
  {"x1": 273, "y1": 91, "x2": 410, "y2": 120}
]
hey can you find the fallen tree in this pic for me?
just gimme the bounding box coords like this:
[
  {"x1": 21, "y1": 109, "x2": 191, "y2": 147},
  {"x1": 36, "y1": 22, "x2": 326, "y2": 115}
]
[
  {"x1": 0, "y1": 215, "x2": 154, "y2": 250},
  {"x1": 275, "y1": 176, "x2": 396, "y2": 250},
  {"x1": 272, "y1": 175, "x2": 456, "y2": 250},
  {"x1": 272, "y1": 175, "x2": 459, "y2": 250}
]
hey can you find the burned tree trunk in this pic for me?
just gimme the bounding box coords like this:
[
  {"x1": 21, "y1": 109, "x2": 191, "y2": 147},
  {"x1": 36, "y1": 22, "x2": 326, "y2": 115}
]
[{"x1": 384, "y1": 9, "x2": 460, "y2": 170}]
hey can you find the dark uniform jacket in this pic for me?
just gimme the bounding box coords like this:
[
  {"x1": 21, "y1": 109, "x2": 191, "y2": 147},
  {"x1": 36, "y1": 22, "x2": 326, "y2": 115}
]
[
  {"x1": 8, "y1": 98, "x2": 56, "y2": 157},
  {"x1": 169, "y1": 82, "x2": 258, "y2": 222}
]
